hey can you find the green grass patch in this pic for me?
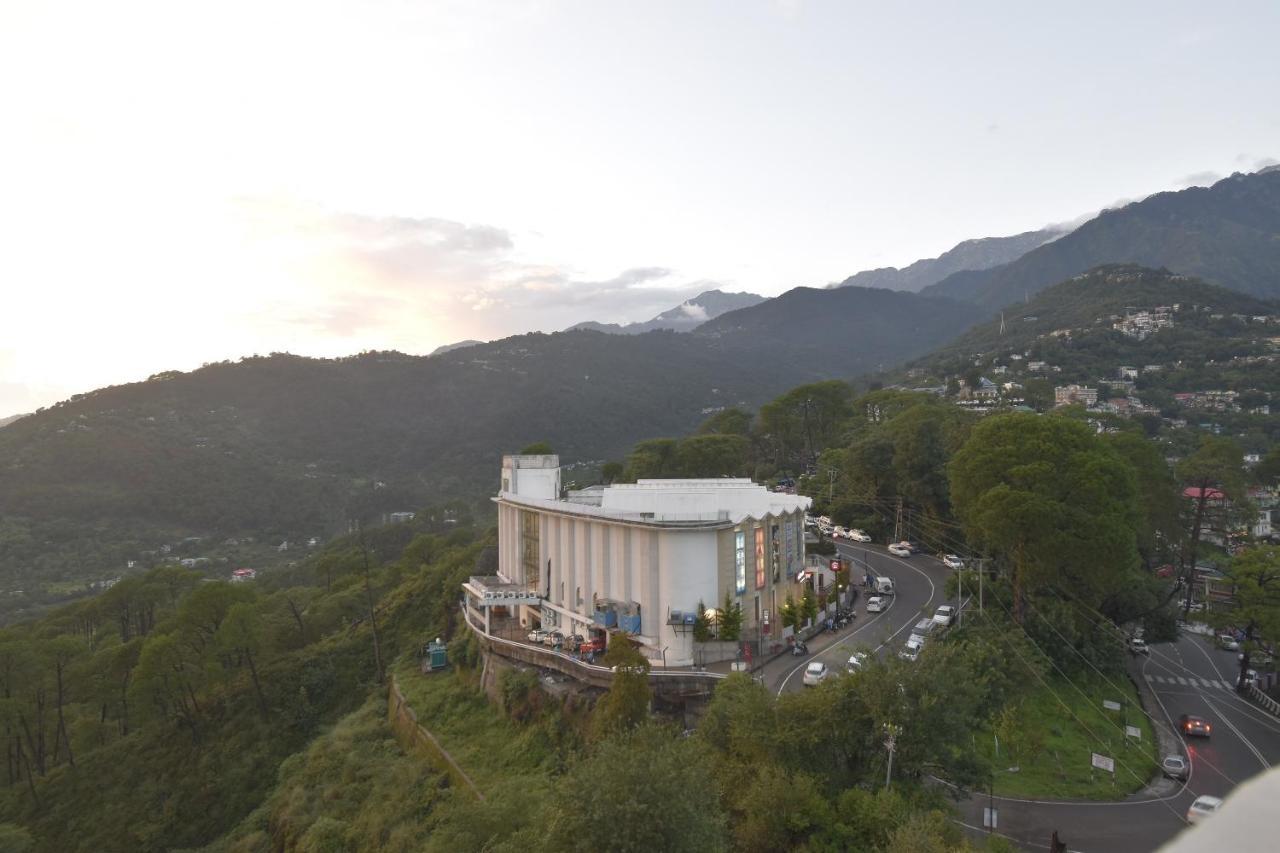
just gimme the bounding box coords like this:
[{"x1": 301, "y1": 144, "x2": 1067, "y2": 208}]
[
  {"x1": 978, "y1": 673, "x2": 1159, "y2": 801},
  {"x1": 390, "y1": 657, "x2": 568, "y2": 791}
]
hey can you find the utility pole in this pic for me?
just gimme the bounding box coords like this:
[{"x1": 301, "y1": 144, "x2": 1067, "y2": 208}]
[
  {"x1": 828, "y1": 468, "x2": 836, "y2": 502},
  {"x1": 894, "y1": 498, "x2": 903, "y2": 543},
  {"x1": 883, "y1": 723, "x2": 900, "y2": 789},
  {"x1": 979, "y1": 557, "x2": 984, "y2": 614},
  {"x1": 958, "y1": 566, "x2": 963, "y2": 628}
]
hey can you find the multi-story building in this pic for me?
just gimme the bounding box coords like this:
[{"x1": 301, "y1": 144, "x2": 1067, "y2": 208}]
[
  {"x1": 1054, "y1": 384, "x2": 1098, "y2": 407},
  {"x1": 463, "y1": 454, "x2": 810, "y2": 667}
]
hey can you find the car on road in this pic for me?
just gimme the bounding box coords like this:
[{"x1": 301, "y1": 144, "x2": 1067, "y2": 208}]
[
  {"x1": 933, "y1": 605, "x2": 956, "y2": 627},
  {"x1": 803, "y1": 661, "x2": 829, "y2": 686},
  {"x1": 942, "y1": 554, "x2": 965, "y2": 570},
  {"x1": 847, "y1": 529, "x2": 872, "y2": 542},
  {"x1": 1161, "y1": 754, "x2": 1189, "y2": 781},
  {"x1": 1127, "y1": 637, "x2": 1149, "y2": 655},
  {"x1": 866, "y1": 595, "x2": 886, "y2": 613},
  {"x1": 833, "y1": 526, "x2": 848, "y2": 539},
  {"x1": 527, "y1": 628, "x2": 550, "y2": 644},
  {"x1": 899, "y1": 636, "x2": 925, "y2": 662},
  {"x1": 544, "y1": 631, "x2": 565, "y2": 648},
  {"x1": 887, "y1": 542, "x2": 912, "y2": 557},
  {"x1": 1179, "y1": 714, "x2": 1212, "y2": 738},
  {"x1": 905, "y1": 542, "x2": 925, "y2": 554},
  {"x1": 564, "y1": 633, "x2": 585, "y2": 652},
  {"x1": 846, "y1": 652, "x2": 869, "y2": 672},
  {"x1": 912, "y1": 618, "x2": 938, "y2": 639},
  {"x1": 1186, "y1": 795, "x2": 1223, "y2": 824},
  {"x1": 1238, "y1": 668, "x2": 1259, "y2": 688},
  {"x1": 1218, "y1": 634, "x2": 1240, "y2": 651}
]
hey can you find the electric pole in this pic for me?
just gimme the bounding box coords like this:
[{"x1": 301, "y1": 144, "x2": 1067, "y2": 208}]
[
  {"x1": 894, "y1": 498, "x2": 903, "y2": 543},
  {"x1": 828, "y1": 468, "x2": 836, "y2": 502},
  {"x1": 883, "y1": 723, "x2": 900, "y2": 789}
]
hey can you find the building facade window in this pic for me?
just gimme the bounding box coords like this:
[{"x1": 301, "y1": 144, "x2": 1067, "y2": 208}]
[{"x1": 520, "y1": 510, "x2": 540, "y2": 588}]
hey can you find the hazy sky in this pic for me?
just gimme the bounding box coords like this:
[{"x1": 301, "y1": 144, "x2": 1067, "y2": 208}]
[{"x1": 3, "y1": 1, "x2": 1278, "y2": 414}]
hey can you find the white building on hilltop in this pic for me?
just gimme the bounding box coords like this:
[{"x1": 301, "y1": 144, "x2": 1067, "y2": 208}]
[{"x1": 464, "y1": 454, "x2": 811, "y2": 667}]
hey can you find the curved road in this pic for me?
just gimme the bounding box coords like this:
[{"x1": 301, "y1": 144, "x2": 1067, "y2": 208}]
[{"x1": 759, "y1": 543, "x2": 1280, "y2": 852}]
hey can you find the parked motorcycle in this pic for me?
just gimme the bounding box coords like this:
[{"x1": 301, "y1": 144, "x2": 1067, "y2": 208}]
[{"x1": 791, "y1": 640, "x2": 809, "y2": 656}]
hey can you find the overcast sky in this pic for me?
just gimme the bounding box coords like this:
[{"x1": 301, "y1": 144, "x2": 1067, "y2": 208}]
[{"x1": 2, "y1": 0, "x2": 1278, "y2": 414}]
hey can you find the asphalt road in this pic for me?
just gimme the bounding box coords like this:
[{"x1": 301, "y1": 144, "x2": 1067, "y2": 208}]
[
  {"x1": 770, "y1": 542, "x2": 949, "y2": 696},
  {"x1": 759, "y1": 542, "x2": 1280, "y2": 853}
]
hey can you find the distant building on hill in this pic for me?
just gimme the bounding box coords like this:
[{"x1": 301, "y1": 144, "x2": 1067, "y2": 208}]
[{"x1": 1054, "y1": 384, "x2": 1098, "y2": 407}]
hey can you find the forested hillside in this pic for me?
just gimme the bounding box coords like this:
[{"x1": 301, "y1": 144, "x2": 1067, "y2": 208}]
[
  {"x1": 921, "y1": 168, "x2": 1280, "y2": 308},
  {"x1": 0, "y1": 286, "x2": 979, "y2": 605}
]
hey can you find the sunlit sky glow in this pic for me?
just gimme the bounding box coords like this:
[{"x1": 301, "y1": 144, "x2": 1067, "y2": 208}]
[{"x1": 2, "y1": 0, "x2": 1278, "y2": 413}]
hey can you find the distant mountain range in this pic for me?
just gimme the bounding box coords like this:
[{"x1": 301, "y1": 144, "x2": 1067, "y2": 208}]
[
  {"x1": 568, "y1": 289, "x2": 765, "y2": 334},
  {"x1": 920, "y1": 168, "x2": 1280, "y2": 308},
  {"x1": 834, "y1": 227, "x2": 1069, "y2": 293},
  {"x1": 0, "y1": 414, "x2": 26, "y2": 430}
]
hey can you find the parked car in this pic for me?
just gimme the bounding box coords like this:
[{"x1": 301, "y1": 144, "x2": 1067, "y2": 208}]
[
  {"x1": 847, "y1": 529, "x2": 872, "y2": 542},
  {"x1": 527, "y1": 628, "x2": 550, "y2": 644},
  {"x1": 833, "y1": 526, "x2": 848, "y2": 539},
  {"x1": 899, "y1": 636, "x2": 925, "y2": 662},
  {"x1": 1239, "y1": 668, "x2": 1259, "y2": 688},
  {"x1": 803, "y1": 661, "x2": 829, "y2": 686},
  {"x1": 942, "y1": 554, "x2": 965, "y2": 570},
  {"x1": 1218, "y1": 634, "x2": 1240, "y2": 651},
  {"x1": 912, "y1": 617, "x2": 937, "y2": 638},
  {"x1": 1128, "y1": 637, "x2": 1149, "y2": 655},
  {"x1": 887, "y1": 542, "x2": 912, "y2": 557},
  {"x1": 866, "y1": 595, "x2": 886, "y2": 613},
  {"x1": 578, "y1": 638, "x2": 605, "y2": 657},
  {"x1": 933, "y1": 605, "x2": 956, "y2": 627},
  {"x1": 905, "y1": 542, "x2": 925, "y2": 554},
  {"x1": 1186, "y1": 795, "x2": 1223, "y2": 824},
  {"x1": 846, "y1": 652, "x2": 869, "y2": 672},
  {"x1": 564, "y1": 633, "x2": 585, "y2": 652},
  {"x1": 1179, "y1": 714, "x2": 1212, "y2": 738},
  {"x1": 1161, "y1": 754, "x2": 1189, "y2": 781},
  {"x1": 544, "y1": 631, "x2": 565, "y2": 648},
  {"x1": 874, "y1": 576, "x2": 895, "y2": 595}
]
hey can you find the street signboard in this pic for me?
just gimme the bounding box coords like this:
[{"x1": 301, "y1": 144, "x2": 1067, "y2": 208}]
[
  {"x1": 1103, "y1": 700, "x2": 1122, "y2": 711},
  {"x1": 830, "y1": 559, "x2": 844, "y2": 572},
  {"x1": 983, "y1": 807, "x2": 998, "y2": 829},
  {"x1": 1091, "y1": 752, "x2": 1115, "y2": 773},
  {"x1": 1125, "y1": 725, "x2": 1141, "y2": 739}
]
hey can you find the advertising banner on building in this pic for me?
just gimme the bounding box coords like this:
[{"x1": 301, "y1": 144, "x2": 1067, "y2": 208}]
[
  {"x1": 735, "y1": 530, "x2": 746, "y2": 594},
  {"x1": 755, "y1": 527, "x2": 766, "y2": 589}
]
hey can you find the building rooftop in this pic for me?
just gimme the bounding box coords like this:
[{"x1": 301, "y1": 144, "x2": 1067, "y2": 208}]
[{"x1": 500, "y1": 476, "x2": 810, "y2": 527}]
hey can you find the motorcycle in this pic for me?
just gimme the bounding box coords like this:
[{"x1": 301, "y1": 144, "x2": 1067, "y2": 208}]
[{"x1": 791, "y1": 640, "x2": 809, "y2": 656}]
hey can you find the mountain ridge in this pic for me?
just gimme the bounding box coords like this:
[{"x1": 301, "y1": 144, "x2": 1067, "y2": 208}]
[
  {"x1": 921, "y1": 169, "x2": 1280, "y2": 308},
  {"x1": 568, "y1": 288, "x2": 765, "y2": 334},
  {"x1": 835, "y1": 227, "x2": 1068, "y2": 293}
]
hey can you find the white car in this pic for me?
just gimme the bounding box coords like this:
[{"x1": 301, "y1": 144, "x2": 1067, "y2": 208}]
[
  {"x1": 802, "y1": 661, "x2": 829, "y2": 687},
  {"x1": 942, "y1": 554, "x2": 964, "y2": 570},
  {"x1": 933, "y1": 605, "x2": 955, "y2": 627},
  {"x1": 1128, "y1": 637, "x2": 1149, "y2": 655},
  {"x1": 887, "y1": 542, "x2": 912, "y2": 557},
  {"x1": 846, "y1": 652, "x2": 869, "y2": 672},
  {"x1": 527, "y1": 628, "x2": 550, "y2": 644},
  {"x1": 833, "y1": 526, "x2": 848, "y2": 539},
  {"x1": 847, "y1": 529, "x2": 872, "y2": 542},
  {"x1": 866, "y1": 595, "x2": 886, "y2": 613},
  {"x1": 899, "y1": 636, "x2": 925, "y2": 662},
  {"x1": 1218, "y1": 634, "x2": 1240, "y2": 651},
  {"x1": 1186, "y1": 795, "x2": 1223, "y2": 824}
]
